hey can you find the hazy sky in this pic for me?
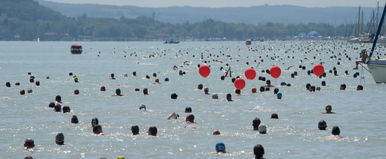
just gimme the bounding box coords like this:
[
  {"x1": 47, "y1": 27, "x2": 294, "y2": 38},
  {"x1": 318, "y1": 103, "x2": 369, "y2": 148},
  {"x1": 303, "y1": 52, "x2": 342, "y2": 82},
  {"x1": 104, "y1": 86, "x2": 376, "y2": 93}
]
[{"x1": 46, "y1": 0, "x2": 386, "y2": 8}]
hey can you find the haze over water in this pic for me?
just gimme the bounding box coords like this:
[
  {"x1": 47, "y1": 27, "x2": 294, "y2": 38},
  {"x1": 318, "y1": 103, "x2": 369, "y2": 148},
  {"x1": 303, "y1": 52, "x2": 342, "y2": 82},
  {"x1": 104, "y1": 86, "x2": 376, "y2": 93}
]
[{"x1": 0, "y1": 41, "x2": 386, "y2": 158}]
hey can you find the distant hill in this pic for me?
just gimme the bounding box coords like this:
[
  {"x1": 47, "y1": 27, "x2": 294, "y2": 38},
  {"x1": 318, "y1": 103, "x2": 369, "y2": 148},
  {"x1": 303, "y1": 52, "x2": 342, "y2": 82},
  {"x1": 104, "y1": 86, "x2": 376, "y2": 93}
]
[
  {"x1": 0, "y1": 0, "x2": 361, "y2": 41},
  {"x1": 37, "y1": 0, "x2": 377, "y2": 25},
  {"x1": 1, "y1": 0, "x2": 64, "y2": 21}
]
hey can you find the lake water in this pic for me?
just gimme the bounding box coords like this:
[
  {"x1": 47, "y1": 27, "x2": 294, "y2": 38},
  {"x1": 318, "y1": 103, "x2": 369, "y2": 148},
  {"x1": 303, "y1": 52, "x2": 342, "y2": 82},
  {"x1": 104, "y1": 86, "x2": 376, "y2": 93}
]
[{"x1": 0, "y1": 41, "x2": 385, "y2": 159}]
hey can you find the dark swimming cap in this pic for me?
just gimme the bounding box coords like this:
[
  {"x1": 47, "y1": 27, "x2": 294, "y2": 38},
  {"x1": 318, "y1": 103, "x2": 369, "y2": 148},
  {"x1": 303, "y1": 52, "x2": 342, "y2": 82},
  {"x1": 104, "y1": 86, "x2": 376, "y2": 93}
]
[{"x1": 215, "y1": 142, "x2": 226, "y2": 153}]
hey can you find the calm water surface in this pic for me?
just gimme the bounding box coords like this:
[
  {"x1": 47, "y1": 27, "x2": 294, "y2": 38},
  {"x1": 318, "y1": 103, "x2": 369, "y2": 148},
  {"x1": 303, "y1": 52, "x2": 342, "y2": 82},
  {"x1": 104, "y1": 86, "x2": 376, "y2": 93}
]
[{"x1": 0, "y1": 41, "x2": 385, "y2": 159}]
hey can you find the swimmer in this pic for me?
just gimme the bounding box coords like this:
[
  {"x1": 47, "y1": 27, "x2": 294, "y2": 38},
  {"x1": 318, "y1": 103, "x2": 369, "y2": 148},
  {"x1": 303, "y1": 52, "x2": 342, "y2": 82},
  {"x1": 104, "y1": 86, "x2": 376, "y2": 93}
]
[
  {"x1": 62, "y1": 106, "x2": 71, "y2": 113},
  {"x1": 252, "y1": 118, "x2": 261, "y2": 131},
  {"x1": 171, "y1": 93, "x2": 178, "y2": 99},
  {"x1": 270, "y1": 113, "x2": 279, "y2": 119},
  {"x1": 226, "y1": 93, "x2": 233, "y2": 102},
  {"x1": 116, "y1": 156, "x2": 125, "y2": 159},
  {"x1": 212, "y1": 130, "x2": 221, "y2": 135},
  {"x1": 138, "y1": 104, "x2": 146, "y2": 111},
  {"x1": 93, "y1": 125, "x2": 103, "y2": 135},
  {"x1": 167, "y1": 112, "x2": 179, "y2": 119},
  {"x1": 204, "y1": 88, "x2": 209, "y2": 95},
  {"x1": 214, "y1": 142, "x2": 228, "y2": 154},
  {"x1": 91, "y1": 118, "x2": 99, "y2": 127},
  {"x1": 264, "y1": 80, "x2": 274, "y2": 88},
  {"x1": 143, "y1": 88, "x2": 149, "y2": 95},
  {"x1": 55, "y1": 133, "x2": 64, "y2": 145},
  {"x1": 253, "y1": 144, "x2": 265, "y2": 159},
  {"x1": 197, "y1": 84, "x2": 204, "y2": 90},
  {"x1": 131, "y1": 125, "x2": 139, "y2": 135},
  {"x1": 276, "y1": 92, "x2": 282, "y2": 99},
  {"x1": 55, "y1": 95, "x2": 62, "y2": 103},
  {"x1": 258, "y1": 125, "x2": 267, "y2": 134},
  {"x1": 185, "y1": 107, "x2": 192, "y2": 113},
  {"x1": 114, "y1": 89, "x2": 123, "y2": 96},
  {"x1": 71, "y1": 115, "x2": 79, "y2": 124},
  {"x1": 24, "y1": 138, "x2": 35, "y2": 149},
  {"x1": 322, "y1": 105, "x2": 335, "y2": 114},
  {"x1": 186, "y1": 114, "x2": 196, "y2": 124},
  {"x1": 148, "y1": 126, "x2": 157, "y2": 136},
  {"x1": 24, "y1": 156, "x2": 33, "y2": 159},
  {"x1": 100, "y1": 86, "x2": 106, "y2": 91},
  {"x1": 331, "y1": 126, "x2": 342, "y2": 137},
  {"x1": 318, "y1": 120, "x2": 327, "y2": 130}
]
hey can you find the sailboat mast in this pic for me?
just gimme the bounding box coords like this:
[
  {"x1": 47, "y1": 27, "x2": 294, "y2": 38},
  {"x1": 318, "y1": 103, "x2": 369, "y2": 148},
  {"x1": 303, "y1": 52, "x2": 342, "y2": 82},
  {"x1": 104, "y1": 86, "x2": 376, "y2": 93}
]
[{"x1": 369, "y1": 3, "x2": 386, "y2": 62}]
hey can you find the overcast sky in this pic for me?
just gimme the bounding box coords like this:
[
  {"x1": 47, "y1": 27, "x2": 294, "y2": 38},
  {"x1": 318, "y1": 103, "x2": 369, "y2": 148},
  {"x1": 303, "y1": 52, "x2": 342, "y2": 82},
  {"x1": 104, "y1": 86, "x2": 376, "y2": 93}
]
[{"x1": 46, "y1": 0, "x2": 386, "y2": 8}]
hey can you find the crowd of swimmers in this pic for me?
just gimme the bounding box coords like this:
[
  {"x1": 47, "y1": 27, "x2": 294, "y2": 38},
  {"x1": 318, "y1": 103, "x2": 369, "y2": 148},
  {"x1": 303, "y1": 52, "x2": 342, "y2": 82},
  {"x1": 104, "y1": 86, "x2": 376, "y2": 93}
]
[
  {"x1": 14, "y1": 68, "x2": 346, "y2": 158},
  {"x1": 5, "y1": 41, "x2": 369, "y2": 158}
]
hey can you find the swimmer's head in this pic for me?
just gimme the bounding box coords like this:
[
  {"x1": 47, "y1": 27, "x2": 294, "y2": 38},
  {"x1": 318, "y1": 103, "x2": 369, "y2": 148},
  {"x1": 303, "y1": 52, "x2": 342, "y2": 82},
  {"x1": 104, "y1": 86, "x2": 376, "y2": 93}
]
[
  {"x1": 204, "y1": 88, "x2": 209, "y2": 95},
  {"x1": 49, "y1": 102, "x2": 55, "y2": 108},
  {"x1": 62, "y1": 106, "x2": 71, "y2": 113},
  {"x1": 251, "y1": 88, "x2": 257, "y2": 93},
  {"x1": 185, "y1": 107, "x2": 192, "y2": 113},
  {"x1": 318, "y1": 120, "x2": 327, "y2": 130},
  {"x1": 215, "y1": 142, "x2": 226, "y2": 153},
  {"x1": 71, "y1": 115, "x2": 79, "y2": 124},
  {"x1": 139, "y1": 104, "x2": 146, "y2": 110},
  {"x1": 171, "y1": 93, "x2": 178, "y2": 99},
  {"x1": 55, "y1": 95, "x2": 62, "y2": 103},
  {"x1": 186, "y1": 114, "x2": 195, "y2": 123},
  {"x1": 252, "y1": 118, "x2": 261, "y2": 130},
  {"x1": 116, "y1": 156, "x2": 125, "y2": 159},
  {"x1": 93, "y1": 125, "x2": 103, "y2": 134},
  {"x1": 74, "y1": 89, "x2": 79, "y2": 95},
  {"x1": 357, "y1": 85, "x2": 363, "y2": 91},
  {"x1": 276, "y1": 93, "x2": 282, "y2": 99},
  {"x1": 100, "y1": 86, "x2": 106, "y2": 91},
  {"x1": 332, "y1": 126, "x2": 340, "y2": 136},
  {"x1": 226, "y1": 93, "x2": 232, "y2": 101},
  {"x1": 212, "y1": 94, "x2": 219, "y2": 99},
  {"x1": 271, "y1": 113, "x2": 279, "y2": 119},
  {"x1": 274, "y1": 88, "x2": 279, "y2": 94},
  {"x1": 91, "y1": 118, "x2": 99, "y2": 127},
  {"x1": 148, "y1": 126, "x2": 157, "y2": 136},
  {"x1": 258, "y1": 125, "x2": 267, "y2": 134},
  {"x1": 55, "y1": 133, "x2": 64, "y2": 145},
  {"x1": 213, "y1": 130, "x2": 221, "y2": 135},
  {"x1": 20, "y1": 90, "x2": 25, "y2": 95},
  {"x1": 253, "y1": 144, "x2": 265, "y2": 159},
  {"x1": 24, "y1": 138, "x2": 35, "y2": 149},
  {"x1": 325, "y1": 105, "x2": 332, "y2": 113},
  {"x1": 115, "y1": 89, "x2": 122, "y2": 96},
  {"x1": 143, "y1": 88, "x2": 148, "y2": 95},
  {"x1": 54, "y1": 104, "x2": 61, "y2": 112},
  {"x1": 24, "y1": 156, "x2": 33, "y2": 159},
  {"x1": 131, "y1": 125, "x2": 139, "y2": 135},
  {"x1": 235, "y1": 89, "x2": 241, "y2": 95}
]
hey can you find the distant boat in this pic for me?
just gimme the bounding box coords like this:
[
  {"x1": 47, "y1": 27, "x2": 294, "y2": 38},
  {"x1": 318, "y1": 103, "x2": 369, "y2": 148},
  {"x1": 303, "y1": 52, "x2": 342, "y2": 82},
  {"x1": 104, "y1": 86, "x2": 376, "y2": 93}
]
[
  {"x1": 71, "y1": 44, "x2": 82, "y2": 54},
  {"x1": 164, "y1": 40, "x2": 180, "y2": 44},
  {"x1": 245, "y1": 39, "x2": 252, "y2": 45},
  {"x1": 366, "y1": 3, "x2": 386, "y2": 83}
]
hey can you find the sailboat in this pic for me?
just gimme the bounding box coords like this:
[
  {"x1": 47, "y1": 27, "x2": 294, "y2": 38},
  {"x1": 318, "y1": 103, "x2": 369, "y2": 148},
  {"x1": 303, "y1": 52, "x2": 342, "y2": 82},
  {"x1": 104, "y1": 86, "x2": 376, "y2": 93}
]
[{"x1": 366, "y1": 3, "x2": 386, "y2": 83}]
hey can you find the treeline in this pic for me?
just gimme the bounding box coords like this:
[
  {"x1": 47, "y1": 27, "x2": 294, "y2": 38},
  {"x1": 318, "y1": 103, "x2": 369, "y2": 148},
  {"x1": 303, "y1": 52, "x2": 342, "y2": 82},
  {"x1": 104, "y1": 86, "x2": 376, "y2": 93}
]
[{"x1": 0, "y1": 0, "x2": 357, "y2": 41}]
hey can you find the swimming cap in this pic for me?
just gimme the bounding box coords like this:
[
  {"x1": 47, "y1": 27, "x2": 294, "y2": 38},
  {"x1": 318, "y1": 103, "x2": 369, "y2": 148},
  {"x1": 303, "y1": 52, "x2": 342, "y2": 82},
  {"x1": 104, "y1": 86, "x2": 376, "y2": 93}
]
[
  {"x1": 116, "y1": 156, "x2": 125, "y2": 159},
  {"x1": 277, "y1": 93, "x2": 282, "y2": 99},
  {"x1": 215, "y1": 142, "x2": 226, "y2": 153},
  {"x1": 259, "y1": 125, "x2": 267, "y2": 134}
]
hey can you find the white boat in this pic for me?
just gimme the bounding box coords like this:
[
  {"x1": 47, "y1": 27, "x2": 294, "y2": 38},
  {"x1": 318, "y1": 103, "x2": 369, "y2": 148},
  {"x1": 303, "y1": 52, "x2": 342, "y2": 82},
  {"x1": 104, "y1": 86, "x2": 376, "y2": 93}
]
[
  {"x1": 368, "y1": 60, "x2": 386, "y2": 83},
  {"x1": 366, "y1": 3, "x2": 386, "y2": 83}
]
